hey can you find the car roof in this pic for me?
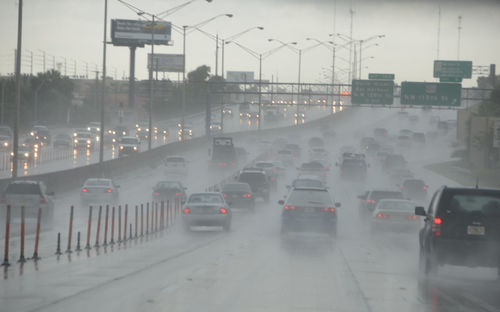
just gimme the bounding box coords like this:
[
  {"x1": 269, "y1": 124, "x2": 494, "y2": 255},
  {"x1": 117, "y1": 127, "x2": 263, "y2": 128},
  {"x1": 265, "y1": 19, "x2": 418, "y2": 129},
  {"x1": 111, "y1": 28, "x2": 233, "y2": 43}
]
[
  {"x1": 292, "y1": 186, "x2": 328, "y2": 192},
  {"x1": 9, "y1": 180, "x2": 40, "y2": 185}
]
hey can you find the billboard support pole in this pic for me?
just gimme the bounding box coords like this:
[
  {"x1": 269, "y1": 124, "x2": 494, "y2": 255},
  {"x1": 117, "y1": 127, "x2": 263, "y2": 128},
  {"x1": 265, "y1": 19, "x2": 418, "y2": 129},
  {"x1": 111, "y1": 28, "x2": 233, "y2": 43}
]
[
  {"x1": 99, "y1": 0, "x2": 108, "y2": 165},
  {"x1": 258, "y1": 54, "x2": 262, "y2": 130},
  {"x1": 128, "y1": 46, "x2": 136, "y2": 109}
]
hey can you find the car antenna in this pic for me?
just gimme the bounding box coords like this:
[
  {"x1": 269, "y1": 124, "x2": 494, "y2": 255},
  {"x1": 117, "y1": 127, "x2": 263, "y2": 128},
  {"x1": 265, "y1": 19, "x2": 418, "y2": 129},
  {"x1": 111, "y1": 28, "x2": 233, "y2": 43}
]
[{"x1": 475, "y1": 177, "x2": 479, "y2": 189}]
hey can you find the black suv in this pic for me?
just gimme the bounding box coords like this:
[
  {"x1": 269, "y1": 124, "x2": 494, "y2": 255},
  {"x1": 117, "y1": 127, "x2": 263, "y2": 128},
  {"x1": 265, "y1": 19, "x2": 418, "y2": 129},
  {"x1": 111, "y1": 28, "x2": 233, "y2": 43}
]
[
  {"x1": 416, "y1": 187, "x2": 500, "y2": 277},
  {"x1": 236, "y1": 168, "x2": 270, "y2": 202}
]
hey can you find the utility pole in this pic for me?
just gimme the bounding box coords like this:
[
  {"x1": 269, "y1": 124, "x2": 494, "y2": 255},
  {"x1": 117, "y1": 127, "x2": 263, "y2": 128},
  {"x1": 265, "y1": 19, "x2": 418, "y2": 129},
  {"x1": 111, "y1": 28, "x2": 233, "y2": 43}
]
[
  {"x1": 215, "y1": 34, "x2": 219, "y2": 77},
  {"x1": 258, "y1": 54, "x2": 262, "y2": 130},
  {"x1": 12, "y1": 0, "x2": 23, "y2": 178},
  {"x1": 348, "y1": 6, "x2": 354, "y2": 84},
  {"x1": 99, "y1": 0, "x2": 107, "y2": 164},
  {"x1": 148, "y1": 15, "x2": 155, "y2": 151},
  {"x1": 1, "y1": 80, "x2": 5, "y2": 124},
  {"x1": 437, "y1": 5, "x2": 441, "y2": 59},
  {"x1": 457, "y1": 16, "x2": 462, "y2": 60},
  {"x1": 181, "y1": 25, "x2": 187, "y2": 137}
]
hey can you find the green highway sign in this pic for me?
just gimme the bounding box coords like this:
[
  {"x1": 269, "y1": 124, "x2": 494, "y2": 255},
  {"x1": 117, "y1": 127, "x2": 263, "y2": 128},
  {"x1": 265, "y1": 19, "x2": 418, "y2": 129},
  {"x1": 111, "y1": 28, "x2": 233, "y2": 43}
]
[
  {"x1": 368, "y1": 73, "x2": 395, "y2": 80},
  {"x1": 352, "y1": 79, "x2": 394, "y2": 105},
  {"x1": 401, "y1": 82, "x2": 461, "y2": 107},
  {"x1": 440, "y1": 76, "x2": 462, "y2": 83},
  {"x1": 433, "y1": 60, "x2": 472, "y2": 79}
]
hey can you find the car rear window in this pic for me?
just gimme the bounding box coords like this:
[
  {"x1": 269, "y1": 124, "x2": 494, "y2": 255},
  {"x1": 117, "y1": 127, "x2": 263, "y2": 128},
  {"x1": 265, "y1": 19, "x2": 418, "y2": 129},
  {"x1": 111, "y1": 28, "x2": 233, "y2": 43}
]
[
  {"x1": 255, "y1": 163, "x2": 274, "y2": 168},
  {"x1": 188, "y1": 194, "x2": 223, "y2": 204},
  {"x1": 371, "y1": 191, "x2": 404, "y2": 201},
  {"x1": 302, "y1": 162, "x2": 324, "y2": 169},
  {"x1": 278, "y1": 150, "x2": 292, "y2": 155},
  {"x1": 287, "y1": 189, "x2": 332, "y2": 207},
  {"x1": 378, "y1": 200, "x2": 415, "y2": 212},
  {"x1": 439, "y1": 191, "x2": 500, "y2": 217},
  {"x1": 5, "y1": 183, "x2": 41, "y2": 195},
  {"x1": 342, "y1": 159, "x2": 366, "y2": 167},
  {"x1": 239, "y1": 172, "x2": 266, "y2": 185},
  {"x1": 156, "y1": 181, "x2": 181, "y2": 189},
  {"x1": 85, "y1": 180, "x2": 111, "y2": 186},
  {"x1": 223, "y1": 183, "x2": 251, "y2": 192}
]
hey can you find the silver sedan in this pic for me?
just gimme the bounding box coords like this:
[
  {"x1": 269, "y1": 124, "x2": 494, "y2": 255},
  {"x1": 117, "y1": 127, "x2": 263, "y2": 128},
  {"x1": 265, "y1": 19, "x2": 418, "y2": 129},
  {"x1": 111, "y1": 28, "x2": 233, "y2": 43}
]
[{"x1": 182, "y1": 192, "x2": 231, "y2": 232}]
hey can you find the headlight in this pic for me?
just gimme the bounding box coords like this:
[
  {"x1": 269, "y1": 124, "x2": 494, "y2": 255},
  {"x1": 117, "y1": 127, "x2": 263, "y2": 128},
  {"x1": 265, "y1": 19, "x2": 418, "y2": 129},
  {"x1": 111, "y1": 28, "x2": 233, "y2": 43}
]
[
  {"x1": 112, "y1": 138, "x2": 116, "y2": 143},
  {"x1": 10, "y1": 152, "x2": 14, "y2": 156},
  {"x1": 87, "y1": 127, "x2": 91, "y2": 131},
  {"x1": 133, "y1": 146, "x2": 137, "y2": 151},
  {"x1": 4, "y1": 142, "x2": 8, "y2": 147},
  {"x1": 97, "y1": 128, "x2": 100, "y2": 131},
  {"x1": 120, "y1": 146, "x2": 124, "y2": 150},
  {"x1": 24, "y1": 153, "x2": 29, "y2": 157},
  {"x1": 30, "y1": 132, "x2": 34, "y2": 136},
  {"x1": 137, "y1": 128, "x2": 141, "y2": 131},
  {"x1": 95, "y1": 136, "x2": 100, "y2": 141},
  {"x1": 122, "y1": 131, "x2": 126, "y2": 136},
  {"x1": 74, "y1": 139, "x2": 78, "y2": 143},
  {"x1": 87, "y1": 140, "x2": 91, "y2": 144},
  {"x1": 73, "y1": 133, "x2": 77, "y2": 137}
]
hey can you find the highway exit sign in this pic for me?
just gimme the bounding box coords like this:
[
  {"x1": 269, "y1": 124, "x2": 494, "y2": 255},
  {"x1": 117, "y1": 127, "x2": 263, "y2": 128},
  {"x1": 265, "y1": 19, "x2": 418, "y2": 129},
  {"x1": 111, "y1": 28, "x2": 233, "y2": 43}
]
[
  {"x1": 433, "y1": 60, "x2": 472, "y2": 79},
  {"x1": 352, "y1": 79, "x2": 394, "y2": 105},
  {"x1": 401, "y1": 82, "x2": 461, "y2": 107},
  {"x1": 368, "y1": 73, "x2": 395, "y2": 80}
]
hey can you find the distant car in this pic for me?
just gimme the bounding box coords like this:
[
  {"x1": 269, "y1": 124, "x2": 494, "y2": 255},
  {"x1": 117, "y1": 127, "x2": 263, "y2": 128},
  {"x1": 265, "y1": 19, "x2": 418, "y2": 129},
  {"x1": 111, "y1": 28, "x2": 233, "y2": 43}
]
[
  {"x1": 297, "y1": 161, "x2": 329, "y2": 183},
  {"x1": 222, "y1": 182, "x2": 254, "y2": 210},
  {"x1": 108, "y1": 126, "x2": 129, "y2": 144},
  {"x1": 80, "y1": 178, "x2": 120, "y2": 206},
  {"x1": 400, "y1": 179, "x2": 428, "y2": 201},
  {"x1": 271, "y1": 160, "x2": 286, "y2": 176},
  {"x1": 73, "y1": 131, "x2": 94, "y2": 150},
  {"x1": 10, "y1": 144, "x2": 33, "y2": 162},
  {"x1": 309, "y1": 147, "x2": 328, "y2": 161},
  {"x1": 287, "y1": 175, "x2": 325, "y2": 191},
  {"x1": 152, "y1": 181, "x2": 187, "y2": 205},
  {"x1": 53, "y1": 133, "x2": 72, "y2": 148},
  {"x1": 209, "y1": 122, "x2": 223, "y2": 135},
  {"x1": 164, "y1": 155, "x2": 188, "y2": 175},
  {"x1": 279, "y1": 186, "x2": 340, "y2": 237},
  {"x1": 397, "y1": 135, "x2": 412, "y2": 148},
  {"x1": 182, "y1": 192, "x2": 231, "y2": 231},
  {"x1": 31, "y1": 126, "x2": 51, "y2": 145},
  {"x1": 284, "y1": 143, "x2": 301, "y2": 158},
  {"x1": 276, "y1": 149, "x2": 294, "y2": 167},
  {"x1": 177, "y1": 122, "x2": 193, "y2": 139},
  {"x1": 254, "y1": 161, "x2": 279, "y2": 188},
  {"x1": 382, "y1": 154, "x2": 407, "y2": 171},
  {"x1": 360, "y1": 137, "x2": 376, "y2": 149},
  {"x1": 399, "y1": 129, "x2": 413, "y2": 137},
  {"x1": 118, "y1": 136, "x2": 140, "y2": 157},
  {"x1": 373, "y1": 128, "x2": 388, "y2": 139},
  {"x1": 338, "y1": 157, "x2": 368, "y2": 180},
  {"x1": 222, "y1": 106, "x2": 232, "y2": 117},
  {"x1": 1, "y1": 180, "x2": 54, "y2": 225},
  {"x1": 136, "y1": 123, "x2": 150, "y2": 140},
  {"x1": 308, "y1": 137, "x2": 324, "y2": 148},
  {"x1": 415, "y1": 187, "x2": 500, "y2": 277},
  {"x1": 371, "y1": 199, "x2": 420, "y2": 232},
  {"x1": 0, "y1": 135, "x2": 10, "y2": 149},
  {"x1": 358, "y1": 190, "x2": 405, "y2": 216},
  {"x1": 87, "y1": 122, "x2": 101, "y2": 134},
  {"x1": 236, "y1": 168, "x2": 270, "y2": 202}
]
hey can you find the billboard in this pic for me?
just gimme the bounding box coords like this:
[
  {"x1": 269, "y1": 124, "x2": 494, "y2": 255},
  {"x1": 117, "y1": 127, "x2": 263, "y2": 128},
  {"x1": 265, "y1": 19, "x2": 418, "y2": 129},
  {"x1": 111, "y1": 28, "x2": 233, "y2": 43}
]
[
  {"x1": 226, "y1": 71, "x2": 254, "y2": 83},
  {"x1": 148, "y1": 54, "x2": 184, "y2": 72},
  {"x1": 111, "y1": 19, "x2": 172, "y2": 47}
]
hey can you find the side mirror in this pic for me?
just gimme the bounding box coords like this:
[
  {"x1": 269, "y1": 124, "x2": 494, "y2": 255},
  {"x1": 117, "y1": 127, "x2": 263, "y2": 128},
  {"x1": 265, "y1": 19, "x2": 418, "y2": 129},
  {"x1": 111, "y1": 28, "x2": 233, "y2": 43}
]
[
  {"x1": 335, "y1": 202, "x2": 341, "y2": 208},
  {"x1": 415, "y1": 206, "x2": 426, "y2": 216},
  {"x1": 278, "y1": 200, "x2": 285, "y2": 205}
]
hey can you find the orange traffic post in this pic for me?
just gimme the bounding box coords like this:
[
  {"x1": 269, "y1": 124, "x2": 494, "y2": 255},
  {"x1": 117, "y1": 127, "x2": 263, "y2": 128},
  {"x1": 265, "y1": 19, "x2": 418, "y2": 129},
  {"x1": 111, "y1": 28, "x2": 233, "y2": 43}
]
[
  {"x1": 32, "y1": 206, "x2": 42, "y2": 260},
  {"x1": 2, "y1": 205, "x2": 11, "y2": 266},
  {"x1": 18, "y1": 206, "x2": 26, "y2": 263},
  {"x1": 140, "y1": 204, "x2": 144, "y2": 237},
  {"x1": 134, "y1": 205, "x2": 138, "y2": 238},
  {"x1": 103, "y1": 205, "x2": 109, "y2": 246},
  {"x1": 155, "y1": 203, "x2": 158, "y2": 232},
  {"x1": 85, "y1": 206, "x2": 93, "y2": 250},
  {"x1": 118, "y1": 205, "x2": 122, "y2": 243},
  {"x1": 95, "y1": 206, "x2": 102, "y2": 247},
  {"x1": 146, "y1": 203, "x2": 149, "y2": 235},
  {"x1": 110, "y1": 206, "x2": 115, "y2": 245},
  {"x1": 151, "y1": 202, "x2": 155, "y2": 232},
  {"x1": 124, "y1": 205, "x2": 128, "y2": 240},
  {"x1": 160, "y1": 201, "x2": 164, "y2": 230},
  {"x1": 66, "y1": 205, "x2": 74, "y2": 253},
  {"x1": 166, "y1": 200, "x2": 170, "y2": 228},
  {"x1": 55, "y1": 232, "x2": 62, "y2": 255}
]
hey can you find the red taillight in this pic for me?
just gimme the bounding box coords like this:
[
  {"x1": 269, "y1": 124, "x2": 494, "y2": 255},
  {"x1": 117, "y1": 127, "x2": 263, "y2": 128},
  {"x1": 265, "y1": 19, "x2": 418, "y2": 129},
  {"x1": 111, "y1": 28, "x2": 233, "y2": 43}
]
[
  {"x1": 247, "y1": 194, "x2": 252, "y2": 198},
  {"x1": 433, "y1": 217, "x2": 442, "y2": 225},
  {"x1": 223, "y1": 194, "x2": 227, "y2": 198},
  {"x1": 423, "y1": 186, "x2": 427, "y2": 190},
  {"x1": 220, "y1": 207, "x2": 227, "y2": 214},
  {"x1": 183, "y1": 207, "x2": 190, "y2": 214},
  {"x1": 400, "y1": 186, "x2": 405, "y2": 190},
  {"x1": 408, "y1": 215, "x2": 417, "y2": 220},
  {"x1": 270, "y1": 177, "x2": 276, "y2": 181},
  {"x1": 176, "y1": 192, "x2": 181, "y2": 196},
  {"x1": 324, "y1": 207, "x2": 335, "y2": 212},
  {"x1": 106, "y1": 188, "x2": 112, "y2": 193},
  {"x1": 377, "y1": 213, "x2": 383, "y2": 218},
  {"x1": 377, "y1": 213, "x2": 388, "y2": 219},
  {"x1": 272, "y1": 168, "x2": 277, "y2": 173},
  {"x1": 152, "y1": 192, "x2": 160, "y2": 196},
  {"x1": 82, "y1": 188, "x2": 88, "y2": 193},
  {"x1": 284, "y1": 205, "x2": 295, "y2": 211},
  {"x1": 40, "y1": 195, "x2": 46, "y2": 204},
  {"x1": 432, "y1": 217, "x2": 442, "y2": 236}
]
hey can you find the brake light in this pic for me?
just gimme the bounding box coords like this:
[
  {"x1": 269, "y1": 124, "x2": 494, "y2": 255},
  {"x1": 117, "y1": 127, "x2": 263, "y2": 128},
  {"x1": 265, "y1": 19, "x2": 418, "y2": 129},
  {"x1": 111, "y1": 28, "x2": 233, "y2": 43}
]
[
  {"x1": 408, "y1": 215, "x2": 417, "y2": 220},
  {"x1": 423, "y1": 186, "x2": 427, "y2": 190},
  {"x1": 247, "y1": 194, "x2": 252, "y2": 198},
  {"x1": 432, "y1": 217, "x2": 442, "y2": 236},
  {"x1": 176, "y1": 192, "x2": 181, "y2": 196},
  {"x1": 324, "y1": 207, "x2": 335, "y2": 212},
  {"x1": 400, "y1": 186, "x2": 405, "y2": 190},
  {"x1": 152, "y1": 192, "x2": 160, "y2": 196},
  {"x1": 223, "y1": 194, "x2": 227, "y2": 198},
  {"x1": 183, "y1": 207, "x2": 190, "y2": 214},
  {"x1": 82, "y1": 188, "x2": 88, "y2": 192},
  {"x1": 284, "y1": 205, "x2": 295, "y2": 211},
  {"x1": 40, "y1": 195, "x2": 46, "y2": 204},
  {"x1": 272, "y1": 168, "x2": 277, "y2": 173},
  {"x1": 106, "y1": 188, "x2": 112, "y2": 193},
  {"x1": 433, "y1": 217, "x2": 442, "y2": 225},
  {"x1": 270, "y1": 177, "x2": 275, "y2": 181},
  {"x1": 220, "y1": 207, "x2": 227, "y2": 214}
]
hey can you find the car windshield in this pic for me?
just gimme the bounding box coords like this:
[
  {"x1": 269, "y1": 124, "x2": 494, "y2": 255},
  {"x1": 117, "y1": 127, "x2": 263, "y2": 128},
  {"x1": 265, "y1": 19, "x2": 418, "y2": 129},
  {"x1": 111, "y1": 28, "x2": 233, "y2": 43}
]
[
  {"x1": 287, "y1": 189, "x2": 332, "y2": 207},
  {"x1": 85, "y1": 179, "x2": 111, "y2": 187},
  {"x1": 342, "y1": 159, "x2": 366, "y2": 167},
  {"x1": 378, "y1": 200, "x2": 415, "y2": 212},
  {"x1": 223, "y1": 183, "x2": 251, "y2": 192},
  {"x1": 120, "y1": 138, "x2": 138, "y2": 144},
  {"x1": 5, "y1": 183, "x2": 40, "y2": 195},
  {"x1": 77, "y1": 133, "x2": 92, "y2": 138},
  {"x1": 188, "y1": 193, "x2": 223, "y2": 204}
]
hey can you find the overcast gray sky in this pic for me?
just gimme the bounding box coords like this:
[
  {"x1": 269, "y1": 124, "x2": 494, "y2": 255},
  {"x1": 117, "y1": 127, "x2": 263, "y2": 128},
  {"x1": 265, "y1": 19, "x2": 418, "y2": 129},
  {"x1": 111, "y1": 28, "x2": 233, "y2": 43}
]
[{"x1": 0, "y1": 0, "x2": 499, "y2": 87}]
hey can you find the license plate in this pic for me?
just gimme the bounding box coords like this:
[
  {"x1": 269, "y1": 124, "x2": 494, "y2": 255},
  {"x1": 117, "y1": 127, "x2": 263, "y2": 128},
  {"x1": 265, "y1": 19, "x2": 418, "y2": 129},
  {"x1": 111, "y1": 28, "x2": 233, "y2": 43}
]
[{"x1": 467, "y1": 225, "x2": 485, "y2": 235}]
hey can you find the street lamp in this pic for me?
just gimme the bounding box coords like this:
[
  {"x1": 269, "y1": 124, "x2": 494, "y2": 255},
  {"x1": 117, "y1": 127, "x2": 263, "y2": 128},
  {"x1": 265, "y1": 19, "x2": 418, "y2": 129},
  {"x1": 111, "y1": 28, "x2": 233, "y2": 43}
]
[
  {"x1": 226, "y1": 40, "x2": 291, "y2": 129},
  {"x1": 267, "y1": 39, "x2": 299, "y2": 110}
]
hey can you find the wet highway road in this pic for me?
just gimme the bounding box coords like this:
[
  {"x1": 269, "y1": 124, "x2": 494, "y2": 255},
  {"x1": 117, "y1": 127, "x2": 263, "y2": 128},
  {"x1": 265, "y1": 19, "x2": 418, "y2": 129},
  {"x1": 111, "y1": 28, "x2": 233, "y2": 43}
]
[{"x1": 2, "y1": 107, "x2": 500, "y2": 312}]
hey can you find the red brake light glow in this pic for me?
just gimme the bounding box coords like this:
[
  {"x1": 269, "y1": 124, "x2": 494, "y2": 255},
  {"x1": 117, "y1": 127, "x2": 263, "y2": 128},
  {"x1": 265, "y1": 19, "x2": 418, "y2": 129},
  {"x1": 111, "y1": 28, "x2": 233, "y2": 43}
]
[
  {"x1": 82, "y1": 188, "x2": 88, "y2": 192},
  {"x1": 220, "y1": 207, "x2": 227, "y2": 214},
  {"x1": 423, "y1": 186, "x2": 427, "y2": 190},
  {"x1": 223, "y1": 194, "x2": 227, "y2": 198},
  {"x1": 176, "y1": 192, "x2": 181, "y2": 196},
  {"x1": 106, "y1": 188, "x2": 112, "y2": 193},
  {"x1": 152, "y1": 192, "x2": 160, "y2": 196},
  {"x1": 284, "y1": 205, "x2": 295, "y2": 210},
  {"x1": 433, "y1": 217, "x2": 442, "y2": 225},
  {"x1": 183, "y1": 207, "x2": 190, "y2": 214}
]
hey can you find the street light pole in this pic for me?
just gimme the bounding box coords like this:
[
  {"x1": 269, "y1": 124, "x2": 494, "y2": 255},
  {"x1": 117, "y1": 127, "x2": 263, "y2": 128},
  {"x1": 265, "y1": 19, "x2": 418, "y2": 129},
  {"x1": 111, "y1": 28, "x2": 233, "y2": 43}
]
[
  {"x1": 258, "y1": 54, "x2": 262, "y2": 130},
  {"x1": 99, "y1": 0, "x2": 108, "y2": 165},
  {"x1": 297, "y1": 49, "x2": 302, "y2": 113},
  {"x1": 181, "y1": 25, "x2": 187, "y2": 138},
  {"x1": 148, "y1": 14, "x2": 155, "y2": 151},
  {"x1": 12, "y1": 0, "x2": 23, "y2": 178}
]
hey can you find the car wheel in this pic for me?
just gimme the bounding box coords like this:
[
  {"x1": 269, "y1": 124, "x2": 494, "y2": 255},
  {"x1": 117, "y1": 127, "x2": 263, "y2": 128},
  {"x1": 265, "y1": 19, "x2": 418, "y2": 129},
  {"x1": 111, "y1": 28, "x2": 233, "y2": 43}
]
[
  {"x1": 223, "y1": 222, "x2": 231, "y2": 232},
  {"x1": 420, "y1": 248, "x2": 437, "y2": 276}
]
